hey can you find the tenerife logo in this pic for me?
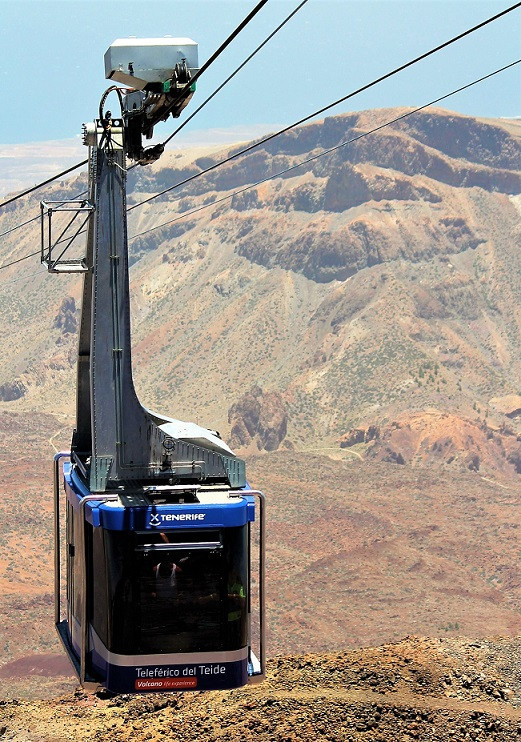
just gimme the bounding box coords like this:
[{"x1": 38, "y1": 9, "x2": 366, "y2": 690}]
[{"x1": 148, "y1": 512, "x2": 206, "y2": 527}]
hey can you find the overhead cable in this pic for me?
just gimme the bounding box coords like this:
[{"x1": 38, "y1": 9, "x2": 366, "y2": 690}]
[
  {"x1": 128, "y1": 59, "x2": 521, "y2": 243},
  {"x1": 0, "y1": 160, "x2": 88, "y2": 211},
  {"x1": 0, "y1": 249, "x2": 41, "y2": 271},
  {"x1": 161, "y1": 0, "x2": 310, "y2": 147},
  {"x1": 2, "y1": 58, "x2": 518, "y2": 272},
  {"x1": 1, "y1": 12, "x2": 520, "y2": 267},
  {"x1": 0, "y1": 213, "x2": 40, "y2": 240},
  {"x1": 174, "y1": 0, "x2": 269, "y2": 96},
  {"x1": 0, "y1": 0, "x2": 307, "y2": 239},
  {"x1": 6, "y1": 0, "x2": 520, "y2": 218},
  {"x1": 0, "y1": 266, "x2": 46, "y2": 286},
  {"x1": 129, "y1": 1, "x2": 521, "y2": 212}
]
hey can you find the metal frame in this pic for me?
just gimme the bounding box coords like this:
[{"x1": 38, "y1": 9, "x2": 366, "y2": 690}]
[
  {"x1": 40, "y1": 199, "x2": 93, "y2": 273},
  {"x1": 54, "y1": 456, "x2": 266, "y2": 688},
  {"x1": 53, "y1": 451, "x2": 70, "y2": 626},
  {"x1": 252, "y1": 490, "x2": 267, "y2": 684},
  {"x1": 232, "y1": 489, "x2": 266, "y2": 684},
  {"x1": 54, "y1": 452, "x2": 118, "y2": 684},
  {"x1": 78, "y1": 493, "x2": 118, "y2": 683}
]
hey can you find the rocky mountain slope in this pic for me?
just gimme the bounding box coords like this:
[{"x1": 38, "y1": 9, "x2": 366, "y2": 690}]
[
  {"x1": 1, "y1": 108, "x2": 521, "y2": 721},
  {"x1": 3, "y1": 636, "x2": 521, "y2": 741},
  {"x1": 0, "y1": 108, "x2": 520, "y2": 475}
]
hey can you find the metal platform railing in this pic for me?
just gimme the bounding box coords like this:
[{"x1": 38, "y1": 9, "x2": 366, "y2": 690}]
[{"x1": 40, "y1": 200, "x2": 93, "y2": 273}]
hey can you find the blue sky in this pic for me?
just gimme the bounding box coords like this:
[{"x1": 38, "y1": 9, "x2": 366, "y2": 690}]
[{"x1": 0, "y1": 0, "x2": 519, "y2": 145}]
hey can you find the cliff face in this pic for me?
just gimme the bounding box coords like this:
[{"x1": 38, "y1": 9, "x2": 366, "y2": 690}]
[
  {"x1": 228, "y1": 386, "x2": 289, "y2": 452},
  {"x1": 195, "y1": 110, "x2": 519, "y2": 286}
]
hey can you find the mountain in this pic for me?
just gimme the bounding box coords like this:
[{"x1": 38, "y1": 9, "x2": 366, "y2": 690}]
[
  {"x1": 0, "y1": 107, "x2": 521, "y2": 703},
  {"x1": 1, "y1": 108, "x2": 520, "y2": 474},
  {"x1": 0, "y1": 125, "x2": 280, "y2": 198}
]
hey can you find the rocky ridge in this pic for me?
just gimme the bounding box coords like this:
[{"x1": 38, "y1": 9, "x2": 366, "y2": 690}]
[
  {"x1": 228, "y1": 385, "x2": 289, "y2": 452},
  {"x1": 339, "y1": 410, "x2": 521, "y2": 476}
]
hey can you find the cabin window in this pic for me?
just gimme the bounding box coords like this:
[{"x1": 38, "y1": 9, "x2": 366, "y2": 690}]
[{"x1": 97, "y1": 525, "x2": 248, "y2": 655}]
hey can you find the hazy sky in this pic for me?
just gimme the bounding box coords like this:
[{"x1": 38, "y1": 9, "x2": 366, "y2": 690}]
[{"x1": 0, "y1": 0, "x2": 519, "y2": 145}]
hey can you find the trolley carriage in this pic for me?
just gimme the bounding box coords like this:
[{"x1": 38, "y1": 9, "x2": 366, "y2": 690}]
[{"x1": 50, "y1": 37, "x2": 265, "y2": 693}]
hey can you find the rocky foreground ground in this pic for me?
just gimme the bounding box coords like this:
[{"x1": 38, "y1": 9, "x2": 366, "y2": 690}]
[{"x1": 2, "y1": 636, "x2": 521, "y2": 740}]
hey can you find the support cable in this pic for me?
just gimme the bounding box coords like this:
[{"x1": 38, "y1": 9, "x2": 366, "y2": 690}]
[
  {"x1": 128, "y1": 60, "x2": 520, "y2": 243},
  {"x1": 1, "y1": 267, "x2": 47, "y2": 285},
  {"x1": 159, "y1": 0, "x2": 270, "y2": 121},
  {"x1": 0, "y1": 213, "x2": 40, "y2": 239},
  {"x1": 2, "y1": 59, "x2": 518, "y2": 271},
  {"x1": 0, "y1": 249, "x2": 40, "y2": 271},
  {"x1": 1, "y1": 0, "x2": 306, "y2": 233},
  {"x1": 0, "y1": 160, "x2": 88, "y2": 210},
  {"x1": 0, "y1": 0, "x2": 303, "y2": 245},
  {"x1": 161, "y1": 0, "x2": 310, "y2": 148},
  {"x1": 1, "y1": 5, "x2": 520, "y2": 267}
]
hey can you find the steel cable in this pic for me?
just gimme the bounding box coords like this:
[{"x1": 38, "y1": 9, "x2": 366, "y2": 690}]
[
  {"x1": 129, "y1": 1, "x2": 521, "y2": 212},
  {"x1": 1, "y1": 4, "x2": 520, "y2": 268},
  {"x1": 128, "y1": 60, "x2": 521, "y2": 243},
  {"x1": 161, "y1": 0, "x2": 309, "y2": 148}
]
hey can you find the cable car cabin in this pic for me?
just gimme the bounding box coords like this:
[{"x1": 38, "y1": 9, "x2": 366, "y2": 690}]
[
  {"x1": 58, "y1": 460, "x2": 265, "y2": 693},
  {"x1": 49, "y1": 38, "x2": 265, "y2": 694}
]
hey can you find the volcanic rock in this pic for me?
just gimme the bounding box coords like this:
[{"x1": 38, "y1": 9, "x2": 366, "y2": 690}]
[
  {"x1": 3, "y1": 636, "x2": 521, "y2": 741},
  {"x1": 53, "y1": 296, "x2": 78, "y2": 335},
  {"x1": 228, "y1": 386, "x2": 288, "y2": 452},
  {"x1": 0, "y1": 379, "x2": 26, "y2": 402},
  {"x1": 339, "y1": 425, "x2": 380, "y2": 447}
]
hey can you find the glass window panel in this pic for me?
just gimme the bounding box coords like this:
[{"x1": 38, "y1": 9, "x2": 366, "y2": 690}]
[{"x1": 102, "y1": 526, "x2": 248, "y2": 655}]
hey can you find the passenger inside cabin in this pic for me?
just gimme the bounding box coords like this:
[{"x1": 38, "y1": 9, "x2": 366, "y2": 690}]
[{"x1": 152, "y1": 560, "x2": 182, "y2": 598}]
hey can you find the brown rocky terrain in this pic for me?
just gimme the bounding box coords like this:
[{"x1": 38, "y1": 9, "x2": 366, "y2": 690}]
[
  {"x1": 339, "y1": 410, "x2": 521, "y2": 476},
  {"x1": 3, "y1": 441, "x2": 521, "y2": 703},
  {"x1": 3, "y1": 636, "x2": 521, "y2": 740},
  {"x1": 228, "y1": 386, "x2": 290, "y2": 452},
  {"x1": 0, "y1": 108, "x2": 521, "y2": 735}
]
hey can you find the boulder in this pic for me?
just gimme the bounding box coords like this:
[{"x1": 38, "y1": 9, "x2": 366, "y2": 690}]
[
  {"x1": 0, "y1": 379, "x2": 27, "y2": 402},
  {"x1": 228, "y1": 386, "x2": 288, "y2": 452}
]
